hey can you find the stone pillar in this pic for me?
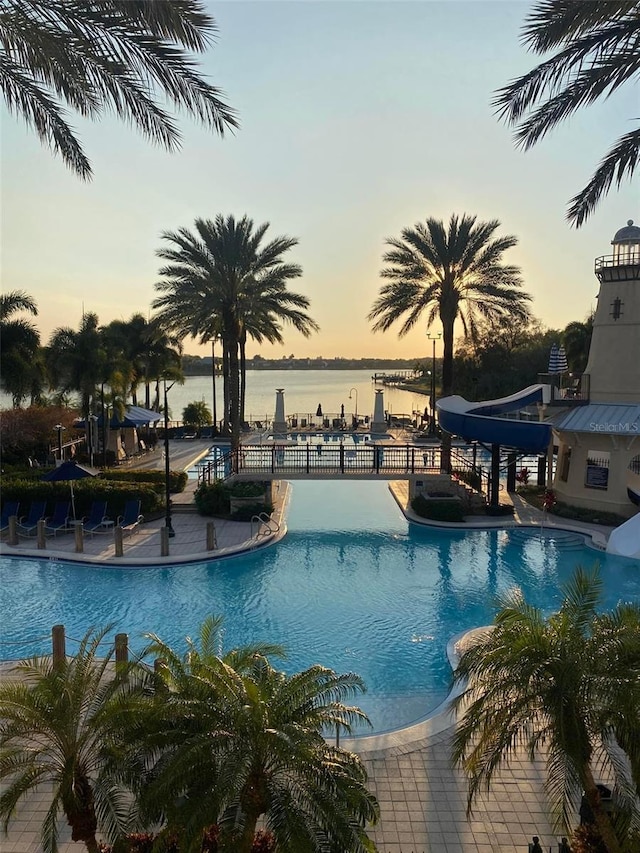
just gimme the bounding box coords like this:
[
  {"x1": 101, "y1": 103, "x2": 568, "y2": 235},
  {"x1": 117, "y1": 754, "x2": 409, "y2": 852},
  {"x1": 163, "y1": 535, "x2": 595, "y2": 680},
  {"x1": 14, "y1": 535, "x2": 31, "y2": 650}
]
[
  {"x1": 161, "y1": 526, "x2": 170, "y2": 556},
  {"x1": 273, "y1": 388, "x2": 287, "y2": 438},
  {"x1": 114, "y1": 526, "x2": 124, "y2": 557},
  {"x1": 370, "y1": 389, "x2": 387, "y2": 435},
  {"x1": 206, "y1": 521, "x2": 217, "y2": 550},
  {"x1": 52, "y1": 624, "x2": 66, "y2": 670},
  {"x1": 74, "y1": 522, "x2": 84, "y2": 553},
  {"x1": 36, "y1": 519, "x2": 46, "y2": 549}
]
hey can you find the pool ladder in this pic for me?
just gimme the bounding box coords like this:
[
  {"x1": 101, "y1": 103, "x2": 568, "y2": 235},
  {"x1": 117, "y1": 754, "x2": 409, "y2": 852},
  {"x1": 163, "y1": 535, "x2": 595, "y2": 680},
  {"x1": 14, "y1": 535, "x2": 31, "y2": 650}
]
[{"x1": 251, "y1": 512, "x2": 280, "y2": 540}]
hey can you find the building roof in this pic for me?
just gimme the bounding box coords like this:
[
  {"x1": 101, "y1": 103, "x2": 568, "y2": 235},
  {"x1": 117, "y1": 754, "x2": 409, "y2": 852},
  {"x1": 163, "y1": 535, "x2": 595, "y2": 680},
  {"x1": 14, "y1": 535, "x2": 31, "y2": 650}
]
[
  {"x1": 613, "y1": 219, "x2": 640, "y2": 244},
  {"x1": 555, "y1": 403, "x2": 640, "y2": 436}
]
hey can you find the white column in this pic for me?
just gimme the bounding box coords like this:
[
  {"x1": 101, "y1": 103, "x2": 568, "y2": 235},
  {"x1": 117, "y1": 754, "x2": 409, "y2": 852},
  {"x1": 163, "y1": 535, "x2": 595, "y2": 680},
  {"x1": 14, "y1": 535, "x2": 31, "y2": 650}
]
[
  {"x1": 273, "y1": 388, "x2": 287, "y2": 438},
  {"x1": 371, "y1": 389, "x2": 387, "y2": 434}
]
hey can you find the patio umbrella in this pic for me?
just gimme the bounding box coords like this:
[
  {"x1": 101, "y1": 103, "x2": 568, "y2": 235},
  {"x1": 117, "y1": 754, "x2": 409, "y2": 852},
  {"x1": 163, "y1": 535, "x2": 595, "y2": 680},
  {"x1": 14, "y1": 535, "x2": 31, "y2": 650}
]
[
  {"x1": 548, "y1": 343, "x2": 560, "y2": 373},
  {"x1": 42, "y1": 459, "x2": 99, "y2": 519},
  {"x1": 316, "y1": 403, "x2": 323, "y2": 417}
]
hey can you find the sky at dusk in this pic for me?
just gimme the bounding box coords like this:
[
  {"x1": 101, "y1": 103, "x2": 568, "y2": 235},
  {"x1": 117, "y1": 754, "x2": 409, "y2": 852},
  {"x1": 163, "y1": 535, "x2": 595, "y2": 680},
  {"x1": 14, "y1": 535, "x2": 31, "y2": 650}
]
[{"x1": 1, "y1": 0, "x2": 637, "y2": 362}]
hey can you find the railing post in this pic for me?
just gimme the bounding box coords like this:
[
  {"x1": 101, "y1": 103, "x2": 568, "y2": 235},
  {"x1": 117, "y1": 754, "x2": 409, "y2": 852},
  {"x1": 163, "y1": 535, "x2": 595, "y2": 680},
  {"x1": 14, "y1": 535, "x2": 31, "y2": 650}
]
[
  {"x1": 306, "y1": 443, "x2": 310, "y2": 474},
  {"x1": 206, "y1": 520, "x2": 217, "y2": 550},
  {"x1": 74, "y1": 522, "x2": 84, "y2": 553},
  {"x1": 161, "y1": 526, "x2": 170, "y2": 556},
  {"x1": 8, "y1": 515, "x2": 18, "y2": 546},
  {"x1": 52, "y1": 624, "x2": 66, "y2": 670},
  {"x1": 37, "y1": 518, "x2": 46, "y2": 549},
  {"x1": 340, "y1": 443, "x2": 345, "y2": 473},
  {"x1": 115, "y1": 633, "x2": 128, "y2": 664},
  {"x1": 114, "y1": 526, "x2": 124, "y2": 557}
]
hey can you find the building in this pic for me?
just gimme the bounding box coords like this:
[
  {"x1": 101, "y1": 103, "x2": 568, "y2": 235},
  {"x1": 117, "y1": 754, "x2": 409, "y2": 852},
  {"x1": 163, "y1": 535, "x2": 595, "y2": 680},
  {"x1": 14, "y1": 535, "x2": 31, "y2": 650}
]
[{"x1": 552, "y1": 220, "x2": 640, "y2": 518}]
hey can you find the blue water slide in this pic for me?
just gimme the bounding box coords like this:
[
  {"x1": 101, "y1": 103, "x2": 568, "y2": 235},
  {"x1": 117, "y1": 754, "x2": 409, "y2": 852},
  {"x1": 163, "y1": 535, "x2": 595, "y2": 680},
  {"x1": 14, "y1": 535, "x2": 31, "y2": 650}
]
[{"x1": 436, "y1": 384, "x2": 552, "y2": 453}]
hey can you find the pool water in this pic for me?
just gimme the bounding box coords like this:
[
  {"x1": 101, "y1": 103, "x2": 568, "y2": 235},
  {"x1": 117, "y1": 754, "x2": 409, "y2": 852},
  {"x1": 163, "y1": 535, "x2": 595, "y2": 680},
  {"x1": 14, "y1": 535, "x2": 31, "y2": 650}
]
[{"x1": 1, "y1": 482, "x2": 637, "y2": 734}]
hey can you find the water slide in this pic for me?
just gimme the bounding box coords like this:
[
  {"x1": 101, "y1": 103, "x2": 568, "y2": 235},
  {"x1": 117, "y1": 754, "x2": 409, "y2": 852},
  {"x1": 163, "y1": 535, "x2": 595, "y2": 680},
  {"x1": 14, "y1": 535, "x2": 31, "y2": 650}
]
[
  {"x1": 436, "y1": 384, "x2": 552, "y2": 454},
  {"x1": 606, "y1": 512, "x2": 640, "y2": 560}
]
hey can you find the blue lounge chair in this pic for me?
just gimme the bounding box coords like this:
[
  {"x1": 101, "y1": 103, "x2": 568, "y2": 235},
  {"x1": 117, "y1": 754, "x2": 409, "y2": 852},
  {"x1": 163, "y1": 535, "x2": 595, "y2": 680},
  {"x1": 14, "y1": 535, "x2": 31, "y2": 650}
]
[
  {"x1": 0, "y1": 501, "x2": 20, "y2": 534},
  {"x1": 82, "y1": 501, "x2": 110, "y2": 536},
  {"x1": 45, "y1": 501, "x2": 70, "y2": 536},
  {"x1": 117, "y1": 500, "x2": 143, "y2": 536},
  {"x1": 17, "y1": 501, "x2": 48, "y2": 536}
]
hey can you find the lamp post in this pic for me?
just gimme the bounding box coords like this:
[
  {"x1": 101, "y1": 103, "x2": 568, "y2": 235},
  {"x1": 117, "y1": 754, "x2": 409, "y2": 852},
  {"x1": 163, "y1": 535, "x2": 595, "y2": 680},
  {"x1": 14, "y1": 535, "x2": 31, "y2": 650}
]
[
  {"x1": 54, "y1": 424, "x2": 65, "y2": 463},
  {"x1": 427, "y1": 332, "x2": 441, "y2": 434},
  {"x1": 348, "y1": 387, "x2": 358, "y2": 421},
  {"x1": 163, "y1": 378, "x2": 175, "y2": 537}
]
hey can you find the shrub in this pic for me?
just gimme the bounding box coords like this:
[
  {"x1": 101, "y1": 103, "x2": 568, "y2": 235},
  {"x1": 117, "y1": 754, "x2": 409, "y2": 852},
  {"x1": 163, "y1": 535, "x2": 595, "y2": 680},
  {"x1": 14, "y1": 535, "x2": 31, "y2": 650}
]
[
  {"x1": 230, "y1": 502, "x2": 274, "y2": 522},
  {"x1": 452, "y1": 467, "x2": 482, "y2": 491},
  {"x1": 411, "y1": 495, "x2": 465, "y2": 522},
  {"x1": 485, "y1": 504, "x2": 515, "y2": 517},
  {"x1": 228, "y1": 481, "x2": 267, "y2": 498},
  {"x1": 103, "y1": 469, "x2": 188, "y2": 493},
  {"x1": 0, "y1": 479, "x2": 163, "y2": 520},
  {"x1": 194, "y1": 482, "x2": 230, "y2": 516}
]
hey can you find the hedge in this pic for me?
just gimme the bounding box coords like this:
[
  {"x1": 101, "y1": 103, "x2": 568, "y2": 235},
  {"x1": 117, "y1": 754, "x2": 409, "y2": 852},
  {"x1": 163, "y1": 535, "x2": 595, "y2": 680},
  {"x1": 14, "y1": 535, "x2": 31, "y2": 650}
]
[
  {"x1": 102, "y1": 468, "x2": 188, "y2": 493},
  {"x1": 0, "y1": 479, "x2": 163, "y2": 520}
]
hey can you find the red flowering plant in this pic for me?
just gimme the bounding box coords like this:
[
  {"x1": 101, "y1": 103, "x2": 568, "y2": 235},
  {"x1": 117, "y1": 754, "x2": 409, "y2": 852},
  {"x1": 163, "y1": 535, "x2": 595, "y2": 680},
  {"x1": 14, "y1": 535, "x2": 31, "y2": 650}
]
[
  {"x1": 515, "y1": 467, "x2": 530, "y2": 486},
  {"x1": 542, "y1": 489, "x2": 556, "y2": 511}
]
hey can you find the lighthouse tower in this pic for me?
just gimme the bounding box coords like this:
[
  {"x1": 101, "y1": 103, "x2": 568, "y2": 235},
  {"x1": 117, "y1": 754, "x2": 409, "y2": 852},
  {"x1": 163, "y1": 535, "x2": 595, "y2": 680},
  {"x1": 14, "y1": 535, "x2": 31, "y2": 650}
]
[
  {"x1": 551, "y1": 220, "x2": 640, "y2": 519},
  {"x1": 585, "y1": 220, "x2": 640, "y2": 403}
]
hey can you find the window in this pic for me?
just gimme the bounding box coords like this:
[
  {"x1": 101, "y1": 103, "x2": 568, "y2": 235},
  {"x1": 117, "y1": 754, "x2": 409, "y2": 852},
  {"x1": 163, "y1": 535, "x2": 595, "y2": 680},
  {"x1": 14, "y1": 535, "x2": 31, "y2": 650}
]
[{"x1": 585, "y1": 451, "x2": 609, "y2": 490}]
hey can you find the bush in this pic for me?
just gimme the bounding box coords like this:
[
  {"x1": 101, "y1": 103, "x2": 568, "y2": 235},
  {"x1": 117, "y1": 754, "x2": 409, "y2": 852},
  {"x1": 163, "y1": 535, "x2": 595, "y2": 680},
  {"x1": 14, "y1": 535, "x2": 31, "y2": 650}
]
[
  {"x1": 452, "y1": 467, "x2": 482, "y2": 491},
  {"x1": 230, "y1": 502, "x2": 274, "y2": 522},
  {"x1": 485, "y1": 504, "x2": 515, "y2": 517},
  {"x1": 411, "y1": 495, "x2": 465, "y2": 522},
  {"x1": 103, "y1": 468, "x2": 188, "y2": 493},
  {"x1": 194, "y1": 482, "x2": 230, "y2": 516},
  {"x1": 228, "y1": 481, "x2": 267, "y2": 498},
  {"x1": 0, "y1": 478, "x2": 163, "y2": 520}
]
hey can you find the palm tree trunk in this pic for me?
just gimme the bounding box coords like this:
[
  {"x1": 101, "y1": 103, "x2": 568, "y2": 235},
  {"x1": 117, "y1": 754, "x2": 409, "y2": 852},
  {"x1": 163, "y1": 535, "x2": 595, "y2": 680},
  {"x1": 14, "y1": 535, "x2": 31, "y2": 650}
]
[
  {"x1": 240, "y1": 332, "x2": 247, "y2": 426},
  {"x1": 228, "y1": 337, "x2": 241, "y2": 449},
  {"x1": 583, "y1": 766, "x2": 622, "y2": 853},
  {"x1": 439, "y1": 316, "x2": 456, "y2": 473},
  {"x1": 222, "y1": 341, "x2": 230, "y2": 435}
]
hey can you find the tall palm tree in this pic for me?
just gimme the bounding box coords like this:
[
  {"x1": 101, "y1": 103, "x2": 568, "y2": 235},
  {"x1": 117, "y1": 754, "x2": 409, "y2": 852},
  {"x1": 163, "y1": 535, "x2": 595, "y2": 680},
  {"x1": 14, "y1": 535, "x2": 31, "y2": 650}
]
[
  {"x1": 0, "y1": 0, "x2": 238, "y2": 179},
  {"x1": 369, "y1": 213, "x2": 530, "y2": 457},
  {"x1": 493, "y1": 0, "x2": 639, "y2": 227},
  {"x1": 0, "y1": 627, "x2": 152, "y2": 853},
  {"x1": 0, "y1": 290, "x2": 41, "y2": 407},
  {"x1": 451, "y1": 565, "x2": 640, "y2": 853},
  {"x1": 153, "y1": 215, "x2": 318, "y2": 446},
  {"x1": 133, "y1": 616, "x2": 379, "y2": 853},
  {"x1": 46, "y1": 313, "x2": 107, "y2": 417}
]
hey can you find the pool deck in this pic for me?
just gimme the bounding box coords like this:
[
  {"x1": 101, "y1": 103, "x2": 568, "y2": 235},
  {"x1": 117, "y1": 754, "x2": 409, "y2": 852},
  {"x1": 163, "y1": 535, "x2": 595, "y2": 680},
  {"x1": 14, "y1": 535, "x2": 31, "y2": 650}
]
[{"x1": 0, "y1": 444, "x2": 617, "y2": 853}]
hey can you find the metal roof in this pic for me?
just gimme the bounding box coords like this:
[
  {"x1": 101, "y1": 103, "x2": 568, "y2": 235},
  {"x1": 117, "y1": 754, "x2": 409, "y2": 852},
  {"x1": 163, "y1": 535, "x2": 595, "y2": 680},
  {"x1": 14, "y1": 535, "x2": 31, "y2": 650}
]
[
  {"x1": 612, "y1": 219, "x2": 640, "y2": 243},
  {"x1": 555, "y1": 403, "x2": 640, "y2": 435}
]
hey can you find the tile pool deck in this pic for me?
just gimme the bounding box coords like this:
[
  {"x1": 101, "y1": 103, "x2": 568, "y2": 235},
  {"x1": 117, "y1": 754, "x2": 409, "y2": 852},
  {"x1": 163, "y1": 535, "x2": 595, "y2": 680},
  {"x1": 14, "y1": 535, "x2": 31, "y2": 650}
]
[{"x1": 0, "y1": 445, "x2": 616, "y2": 852}]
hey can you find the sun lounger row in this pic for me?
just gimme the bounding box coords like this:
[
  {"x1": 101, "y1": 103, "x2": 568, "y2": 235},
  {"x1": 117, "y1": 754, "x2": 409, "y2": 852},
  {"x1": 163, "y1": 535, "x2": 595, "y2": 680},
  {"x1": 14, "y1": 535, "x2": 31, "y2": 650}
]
[{"x1": 1, "y1": 499, "x2": 143, "y2": 538}]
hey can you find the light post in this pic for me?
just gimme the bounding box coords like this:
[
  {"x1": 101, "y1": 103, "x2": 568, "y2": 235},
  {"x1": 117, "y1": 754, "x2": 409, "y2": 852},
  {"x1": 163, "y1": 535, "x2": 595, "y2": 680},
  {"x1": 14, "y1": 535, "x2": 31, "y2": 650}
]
[
  {"x1": 427, "y1": 332, "x2": 441, "y2": 435},
  {"x1": 163, "y1": 378, "x2": 176, "y2": 537},
  {"x1": 54, "y1": 424, "x2": 65, "y2": 463},
  {"x1": 88, "y1": 415, "x2": 98, "y2": 467},
  {"x1": 348, "y1": 387, "x2": 358, "y2": 423}
]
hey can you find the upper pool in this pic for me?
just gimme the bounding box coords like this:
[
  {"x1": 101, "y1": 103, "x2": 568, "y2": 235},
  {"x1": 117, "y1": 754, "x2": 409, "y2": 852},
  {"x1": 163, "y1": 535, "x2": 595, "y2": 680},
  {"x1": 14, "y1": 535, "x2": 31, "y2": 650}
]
[{"x1": 1, "y1": 482, "x2": 638, "y2": 734}]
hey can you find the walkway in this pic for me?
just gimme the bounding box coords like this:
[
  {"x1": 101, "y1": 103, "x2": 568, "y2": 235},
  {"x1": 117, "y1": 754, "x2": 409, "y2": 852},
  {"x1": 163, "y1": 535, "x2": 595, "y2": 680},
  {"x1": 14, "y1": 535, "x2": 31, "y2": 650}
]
[{"x1": 0, "y1": 454, "x2": 616, "y2": 852}]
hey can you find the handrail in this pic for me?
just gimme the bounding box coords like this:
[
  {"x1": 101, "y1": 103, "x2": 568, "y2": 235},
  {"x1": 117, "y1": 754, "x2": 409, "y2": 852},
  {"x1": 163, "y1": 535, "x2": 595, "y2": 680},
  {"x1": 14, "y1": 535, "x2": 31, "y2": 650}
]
[{"x1": 250, "y1": 512, "x2": 279, "y2": 539}]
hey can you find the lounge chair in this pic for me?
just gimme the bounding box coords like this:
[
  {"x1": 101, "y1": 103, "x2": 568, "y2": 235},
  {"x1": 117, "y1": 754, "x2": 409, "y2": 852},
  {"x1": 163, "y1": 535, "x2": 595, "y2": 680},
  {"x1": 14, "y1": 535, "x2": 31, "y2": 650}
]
[
  {"x1": 82, "y1": 501, "x2": 110, "y2": 536},
  {"x1": 17, "y1": 501, "x2": 48, "y2": 536},
  {"x1": 0, "y1": 501, "x2": 20, "y2": 534},
  {"x1": 117, "y1": 500, "x2": 143, "y2": 536},
  {"x1": 45, "y1": 501, "x2": 71, "y2": 536}
]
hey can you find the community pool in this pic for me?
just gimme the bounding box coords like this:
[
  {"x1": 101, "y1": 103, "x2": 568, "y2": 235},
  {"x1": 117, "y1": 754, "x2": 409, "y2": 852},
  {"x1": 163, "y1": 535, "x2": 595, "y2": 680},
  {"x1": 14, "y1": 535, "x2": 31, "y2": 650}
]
[{"x1": 1, "y1": 482, "x2": 638, "y2": 734}]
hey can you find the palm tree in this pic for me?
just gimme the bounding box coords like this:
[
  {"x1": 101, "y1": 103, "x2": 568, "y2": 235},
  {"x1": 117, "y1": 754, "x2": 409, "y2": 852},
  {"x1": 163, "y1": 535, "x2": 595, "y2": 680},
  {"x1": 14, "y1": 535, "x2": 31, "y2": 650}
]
[
  {"x1": 369, "y1": 214, "x2": 530, "y2": 466},
  {"x1": 493, "y1": 1, "x2": 639, "y2": 227},
  {"x1": 451, "y1": 565, "x2": 640, "y2": 853},
  {"x1": 133, "y1": 616, "x2": 379, "y2": 853},
  {"x1": 0, "y1": 290, "x2": 41, "y2": 407},
  {"x1": 0, "y1": 627, "x2": 152, "y2": 853},
  {"x1": 46, "y1": 313, "x2": 107, "y2": 417},
  {"x1": 563, "y1": 313, "x2": 594, "y2": 374},
  {"x1": 0, "y1": 0, "x2": 238, "y2": 179},
  {"x1": 153, "y1": 215, "x2": 319, "y2": 447}
]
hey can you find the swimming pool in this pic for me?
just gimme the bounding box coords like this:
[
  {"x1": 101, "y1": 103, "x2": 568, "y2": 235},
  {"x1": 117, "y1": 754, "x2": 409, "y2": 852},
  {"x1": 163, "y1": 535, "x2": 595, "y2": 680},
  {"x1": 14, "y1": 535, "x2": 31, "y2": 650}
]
[{"x1": 1, "y1": 482, "x2": 637, "y2": 734}]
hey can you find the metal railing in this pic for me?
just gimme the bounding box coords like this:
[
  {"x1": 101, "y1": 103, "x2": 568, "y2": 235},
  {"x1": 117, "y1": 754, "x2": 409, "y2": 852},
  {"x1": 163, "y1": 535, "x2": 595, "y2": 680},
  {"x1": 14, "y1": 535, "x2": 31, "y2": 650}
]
[
  {"x1": 250, "y1": 512, "x2": 280, "y2": 539},
  {"x1": 538, "y1": 373, "x2": 590, "y2": 406}
]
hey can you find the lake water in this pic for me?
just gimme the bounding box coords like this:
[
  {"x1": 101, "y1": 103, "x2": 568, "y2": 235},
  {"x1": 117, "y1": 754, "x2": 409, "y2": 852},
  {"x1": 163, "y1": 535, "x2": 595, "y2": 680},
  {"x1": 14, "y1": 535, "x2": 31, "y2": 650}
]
[{"x1": 1, "y1": 370, "x2": 429, "y2": 424}]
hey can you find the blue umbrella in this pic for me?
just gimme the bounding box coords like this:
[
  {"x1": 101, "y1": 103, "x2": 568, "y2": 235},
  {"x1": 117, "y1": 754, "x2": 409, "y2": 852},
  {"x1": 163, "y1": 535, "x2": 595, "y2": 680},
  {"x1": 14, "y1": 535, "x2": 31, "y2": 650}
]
[
  {"x1": 548, "y1": 343, "x2": 560, "y2": 373},
  {"x1": 42, "y1": 460, "x2": 99, "y2": 519}
]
